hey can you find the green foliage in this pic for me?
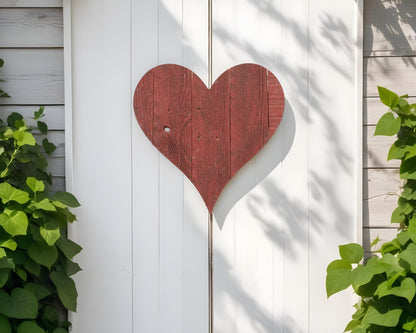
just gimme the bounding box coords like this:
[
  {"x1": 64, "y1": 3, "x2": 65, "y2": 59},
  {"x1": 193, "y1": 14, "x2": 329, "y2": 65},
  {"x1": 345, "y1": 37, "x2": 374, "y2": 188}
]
[
  {"x1": 327, "y1": 87, "x2": 416, "y2": 332},
  {"x1": 0, "y1": 103, "x2": 81, "y2": 331}
]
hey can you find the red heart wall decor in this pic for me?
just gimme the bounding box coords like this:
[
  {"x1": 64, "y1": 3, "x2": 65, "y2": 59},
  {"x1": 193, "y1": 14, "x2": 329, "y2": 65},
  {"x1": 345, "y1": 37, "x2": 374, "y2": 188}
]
[{"x1": 133, "y1": 63, "x2": 285, "y2": 212}]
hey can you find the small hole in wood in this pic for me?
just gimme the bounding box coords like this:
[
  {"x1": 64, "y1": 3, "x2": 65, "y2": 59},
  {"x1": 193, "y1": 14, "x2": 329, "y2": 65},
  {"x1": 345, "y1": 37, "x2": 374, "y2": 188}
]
[
  {"x1": 167, "y1": 108, "x2": 170, "y2": 112},
  {"x1": 197, "y1": 135, "x2": 201, "y2": 140},
  {"x1": 164, "y1": 126, "x2": 170, "y2": 133},
  {"x1": 215, "y1": 136, "x2": 219, "y2": 141},
  {"x1": 198, "y1": 107, "x2": 201, "y2": 110}
]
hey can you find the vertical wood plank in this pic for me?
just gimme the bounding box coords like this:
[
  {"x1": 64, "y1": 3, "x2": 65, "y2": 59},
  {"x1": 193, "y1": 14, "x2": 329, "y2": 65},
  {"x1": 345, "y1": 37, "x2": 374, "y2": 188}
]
[
  {"x1": 132, "y1": 1, "x2": 209, "y2": 332},
  {"x1": 70, "y1": 0, "x2": 132, "y2": 332},
  {"x1": 131, "y1": 0, "x2": 160, "y2": 332},
  {"x1": 212, "y1": 0, "x2": 291, "y2": 332},
  {"x1": 308, "y1": 0, "x2": 359, "y2": 331}
]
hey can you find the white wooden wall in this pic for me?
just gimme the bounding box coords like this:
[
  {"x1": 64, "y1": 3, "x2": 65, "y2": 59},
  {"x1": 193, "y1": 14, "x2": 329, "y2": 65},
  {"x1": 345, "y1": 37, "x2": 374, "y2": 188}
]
[
  {"x1": 69, "y1": 1, "x2": 361, "y2": 332},
  {"x1": 0, "y1": 1, "x2": 65, "y2": 192}
]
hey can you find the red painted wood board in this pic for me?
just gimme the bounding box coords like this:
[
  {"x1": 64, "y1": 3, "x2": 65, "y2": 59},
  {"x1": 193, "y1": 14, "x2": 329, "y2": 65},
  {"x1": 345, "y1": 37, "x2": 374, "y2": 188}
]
[{"x1": 133, "y1": 63, "x2": 285, "y2": 212}]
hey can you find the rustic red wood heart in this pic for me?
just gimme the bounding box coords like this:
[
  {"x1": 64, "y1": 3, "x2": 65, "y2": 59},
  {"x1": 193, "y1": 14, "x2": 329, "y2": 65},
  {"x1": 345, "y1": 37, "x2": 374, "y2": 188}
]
[{"x1": 133, "y1": 63, "x2": 285, "y2": 212}]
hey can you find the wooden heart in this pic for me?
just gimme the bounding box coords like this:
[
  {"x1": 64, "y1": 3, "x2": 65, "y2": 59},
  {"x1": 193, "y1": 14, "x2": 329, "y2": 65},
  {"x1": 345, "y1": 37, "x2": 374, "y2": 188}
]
[{"x1": 133, "y1": 63, "x2": 285, "y2": 212}]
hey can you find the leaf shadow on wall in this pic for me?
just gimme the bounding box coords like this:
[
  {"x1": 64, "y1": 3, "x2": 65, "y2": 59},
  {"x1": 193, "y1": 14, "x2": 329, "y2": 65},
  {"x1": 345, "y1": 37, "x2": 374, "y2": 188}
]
[{"x1": 364, "y1": 0, "x2": 416, "y2": 97}]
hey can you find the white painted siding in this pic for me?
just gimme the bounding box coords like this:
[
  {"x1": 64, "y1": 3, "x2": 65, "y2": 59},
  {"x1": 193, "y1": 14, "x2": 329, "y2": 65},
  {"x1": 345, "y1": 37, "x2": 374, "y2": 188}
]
[
  {"x1": 364, "y1": 0, "x2": 416, "y2": 244},
  {"x1": 70, "y1": 0, "x2": 360, "y2": 332},
  {"x1": 0, "y1": 2, "x2": 64, "y2": 191}
]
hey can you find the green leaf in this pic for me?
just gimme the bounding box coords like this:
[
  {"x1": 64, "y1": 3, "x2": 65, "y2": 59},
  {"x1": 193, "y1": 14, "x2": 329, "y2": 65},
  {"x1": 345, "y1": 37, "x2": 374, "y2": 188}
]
[
  {"x1": 28, "y1": 243, "x2": 58, "y2": 269},
  {"x1": 65, "y1": 260, "x2": 81, "y2": 276},
  {"x1": 378, "y1": 86, "x2": 400, "y2": 108},
  {"x1": 391, "y1": 206, "x2": 406, "y2": 224},
  {"x1": 42, "y1": 138, "x2": 56, "y2": 156},
  {"x1": 52, "y1": 191, "x2": 80, "y2": 208},
  {"x1": 374, "y1": 112, "x2": 401, "y2": 136},
  {"x1": 380, "y1": 253, "x2": 405, "y2": 278},
  {"x1": 327, "y1": 259, "x2": 352, "y2": 271},
  {"x1": 371, "y1": 236, "x2": 381, "y2": 247},
  {"x1": 0, "y1": 59, "x2": 3, "y2": 68},
  {"x1": 23, "y1": 259, "x2": 40, "y2": 276},
  {"x1": 50, "y1": 271, "x2": 77, "y2": 311},
  {"x1": 0, "y1": 238, "x2": 17, "y2": 251},
  {"x1": 339, "y1": 243, "x2": 364, "y2": 264},
  {"x1": 26, "y1": 177, "x2": 45, "y2": 194},
  {"x1": 397, "y1": 231, "x2": 410, "y2": 246},
  {"x1": 0, "y1": 288, "x2": 38, "y2": 319},
  {"x1": 389, "y1": 140, "x2": 411, "y2": 160},
  {"x1": 7, "y1": 113, "x2": 23, "y2": 129},
  {"x1": 401, "y1": 157, "x2": 416, "y2": 180},
  {"x1": 326, "y1": 267, "x2": 353, "y2": 297},
  {"x1": 352, "y1": 257, "x2": 384, "y2": 291},
  {"x1": 403, "y1": 318, "x2": 416, "y2": 331},
  {"x1": 33, "y1": 106, "x2": 45, "y2": 120},
  {"x1": 375, "y1": 278, "x2": 416, "y2": 303},
  {"x1": 24, "y1": 283, "x2": 51, "y2": 301},
  {"x1": 17, "y1": 321, "x2": 45, "y2": 333},
  {"x1": 15, "y1": 267, "x2": 27, "y2": 281},
  {"x1": 57, "y1": 237, "x2": 82, "y2": 259},
  {"x1": 399, "y1": 243, "x2": 416, "y2": 273},
  {"x1": 52, "y1": 329, "x2": 68, "y2": 333},
  {"x1": 0, "y1": 314, "x2": 11, "y2": 333},
  {"x1": 37, "y1": 121, "x2": 47, "y2": 135},
  {"x1": 0, "y1": 182, "x2": 30, "y2": 204},
  {"x1": 39, "y1": 225, "x2": 60, "y2": 246},
  {"x1": 13, "y1": 131, "x2": 36, "y2": 147},
  {"x1": 0, "y1": 257, "x2": 15, "y2": 269},
  {"x1": 30, "y1": 198, "x2": 56, "y2": 212},
  {"x1": 362, "y1": 304, "x2": 402, "y2": 327},
  {"x1": 0, "y1": 90, "x2": 10, "y2": 98},
  {"x1": 0, "y1": 209, "x2": 28, "y2": 236},
  {"x1": 0, "y1": 269, "x2": 10, "y2": 288}
]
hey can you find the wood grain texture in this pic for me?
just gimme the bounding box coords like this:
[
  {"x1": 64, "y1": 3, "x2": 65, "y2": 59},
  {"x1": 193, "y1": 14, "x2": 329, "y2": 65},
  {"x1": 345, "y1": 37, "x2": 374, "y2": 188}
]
[
  {"x1": 364, "y1": 125, "x2": 399, "y2": 168},
  {"x1": 364, "y1": 56, "x2": 416, "y2": 97},
  {"x1": 364, "y1": 169, "x2": 402, "y2": 228},
  {"x1": 0, "y1": 8, "x2": 63, "y2": 47},
  {"x1": 0, "y1": 0, "x2": 62, "y2": 7},
  {"x1": 0, "y1": 49, "x2": 63, "y2": 105},
  {"x1": 364, "y1": 0, "x2": 416, "y2": 57},
  {"x1": 134, "y1": 63, "x2": 285, "y2": 212}
]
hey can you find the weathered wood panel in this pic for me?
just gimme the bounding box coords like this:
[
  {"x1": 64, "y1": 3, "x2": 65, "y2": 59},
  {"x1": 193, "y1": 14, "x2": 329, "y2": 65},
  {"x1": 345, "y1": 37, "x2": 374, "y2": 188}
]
[
  {"x1": 0, "y1": 0, "x2": 62, "y2": 6},
  {"x1": 364, "y1": 0, "x2": 416, "y2": 57},
  {"x1": 364, "y1": 168, "x2": 402, "y2": 228},
  {"x1": 0, "y1": 49, "x2": 64, "y2": 105},
  {"x1": 0, "y1": 8, "x2": 63, "y2": 47},
  {"x1": 364, "y1": 56, "x2": 416, "y2": 97},
  {"x1": 0, "y1": 105, "x2": 64, "y2": 130},
  {"x1": 134, "y1": 64, "x2": 284, "y2": 212},
  {"x1": 364, "y1": 125, "x2": 398, "y2": 168}
]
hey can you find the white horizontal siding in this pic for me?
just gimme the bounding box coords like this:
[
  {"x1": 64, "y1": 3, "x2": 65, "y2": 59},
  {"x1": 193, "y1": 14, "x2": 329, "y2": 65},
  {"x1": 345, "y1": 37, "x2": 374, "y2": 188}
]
[
  {"x1": 0, "y1": 0, "x2": 62, "y2": 7},
  {"x1": 0, "y1": 8, "x2": 63, "y2": 47},
  {"x1": 0, "y1": 49, "x2": 64, "y2": 105}
]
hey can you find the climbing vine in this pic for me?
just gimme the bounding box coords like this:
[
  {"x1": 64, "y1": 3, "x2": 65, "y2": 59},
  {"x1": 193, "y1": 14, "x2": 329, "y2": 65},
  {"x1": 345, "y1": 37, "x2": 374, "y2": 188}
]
[
  {"x1": 326, "y1": 87, "x2": 416, "y2": 332},
  {"x1": 0, "y1": 58, "x2": 81, "y2": 333}
]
